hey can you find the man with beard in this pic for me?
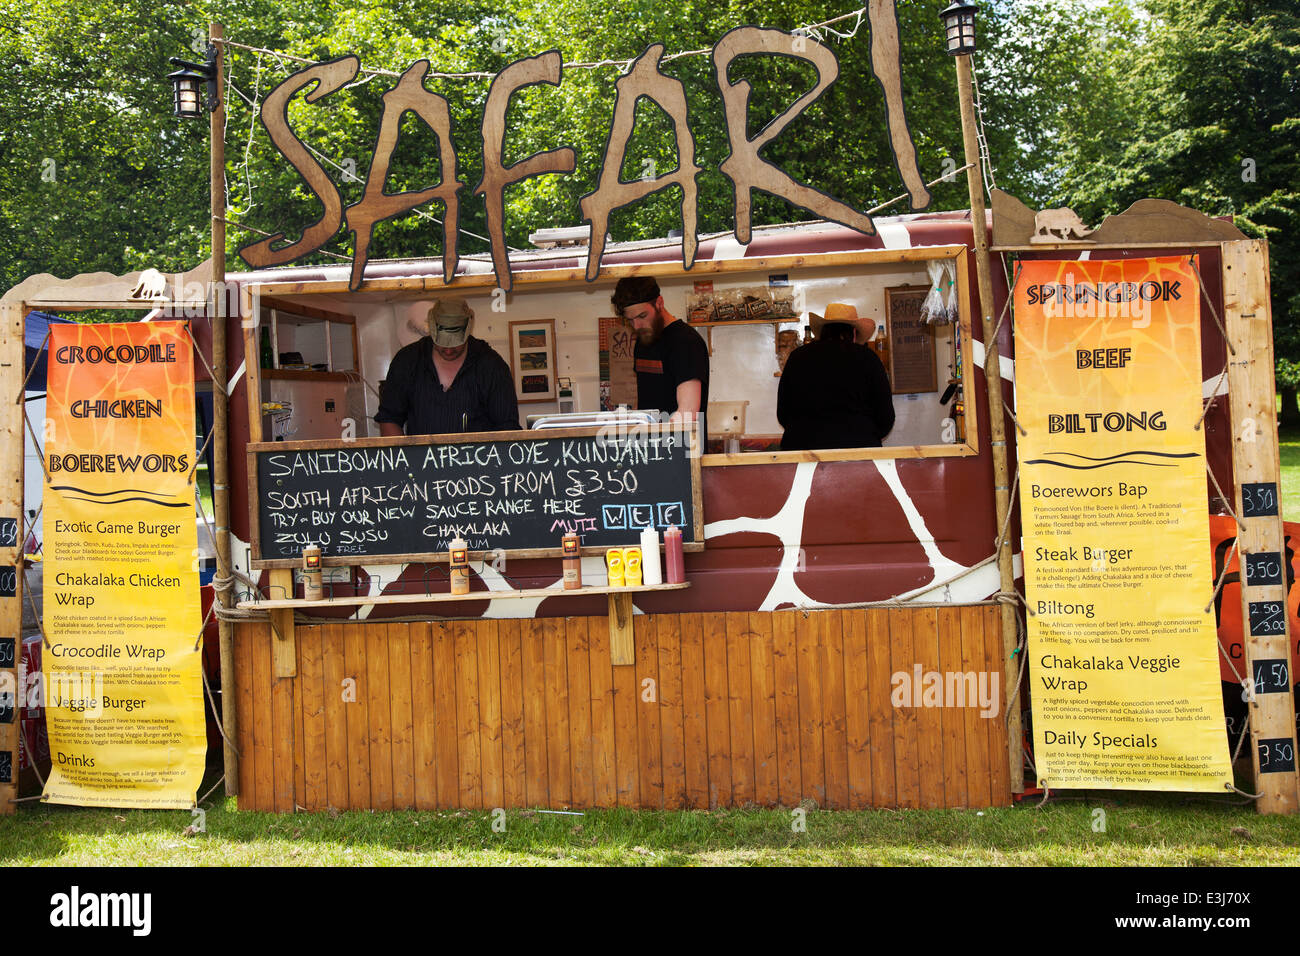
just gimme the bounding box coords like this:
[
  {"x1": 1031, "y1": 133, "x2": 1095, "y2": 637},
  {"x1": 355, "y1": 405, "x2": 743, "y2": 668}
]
[{"x1": 611, "y1": 276, "x2": 709, "y2": 424}]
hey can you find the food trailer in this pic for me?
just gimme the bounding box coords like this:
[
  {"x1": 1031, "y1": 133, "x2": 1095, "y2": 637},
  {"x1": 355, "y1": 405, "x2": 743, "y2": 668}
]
[
  {"x1": 2, "y1": 13, "x2": 1294, "y2": 816},
  {"x1": 1, "y1": 197, "x2": 1288, "y2": 813}
]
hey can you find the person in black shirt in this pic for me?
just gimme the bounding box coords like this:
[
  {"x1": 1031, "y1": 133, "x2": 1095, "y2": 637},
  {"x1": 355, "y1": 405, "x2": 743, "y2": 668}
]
[
  {"x1": 611, "y1": 276, "x2": 709, "y2": 422},
  {"x1": 777, "y1": 303, "x2": 895, "y2": 451},
  {"x1": 375, "y1": 297, "x2": 520, "y2": 436}
]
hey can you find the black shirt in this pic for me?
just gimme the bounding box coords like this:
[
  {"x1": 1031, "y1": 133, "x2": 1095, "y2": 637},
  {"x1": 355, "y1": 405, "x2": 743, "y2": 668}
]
[
  {"x1": 633, "y1": 319, "x2": 710, "y2": 415},
  {"x1": 777, "y1": 339, "x2": 895, "y2": 450},
  {"x1": 374, "y1": 335, "x2": 521, "y2": 435}
]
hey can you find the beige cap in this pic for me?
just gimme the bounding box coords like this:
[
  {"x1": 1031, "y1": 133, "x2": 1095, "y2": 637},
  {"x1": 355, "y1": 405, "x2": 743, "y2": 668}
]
[
  {"x1": 428, "y1": 298, "x2": 473, "y2": 347},
  {"x1": 810, "y1": 302, "x2": 876, "y2": 341}
]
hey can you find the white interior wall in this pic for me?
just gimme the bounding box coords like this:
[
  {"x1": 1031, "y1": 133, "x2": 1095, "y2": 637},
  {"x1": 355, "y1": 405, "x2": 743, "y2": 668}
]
[{"x1": 294, "y1": 259, "x2": 959, "y2": 448}]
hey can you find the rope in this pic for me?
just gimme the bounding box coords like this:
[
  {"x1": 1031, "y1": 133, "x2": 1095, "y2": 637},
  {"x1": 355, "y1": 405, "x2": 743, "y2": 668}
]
[
  {"x1": 991, "y1": 465, "x2": 1021, "y2": 559},
  {"x1": 216, "y1": 4, "x2": 872, "y2": 81},
  {"x1": 1003, "y1": 611, "x2": 1028, "y2": 714},
  {"x1": 1204, "y1": 538, "x2": 1239, "y2": 613},
  {"x1": 1227, "y1": 782, "x2": 1261, "y2": 799},
  {"x1": 1004, "y1": 403, "x2": 1028, "y2": 437},
  {"x1": 866, "y1": 164, "x2": 975, "y2": 217},
  {"x1": 22, "y1": 562, "x2": 50, "y2": 652},
  {"x1": 22, "y1": 406, "x2": 50, "y2": 483},
  {"x1": 1194, "y1": 363, "x2": 1229, "y2": 431},
  {"x1": 1188, "y1": 256, "x2": 1235, "y2": 356},
  {"x1": 197, "y1": 773, "x2": 228, "y2": 808},
  {"x1": 989, "y1": 283, "x2": 1015, "y2": 347},
  {"x1": 201, "y1": 666, "x2": 240, "y2": 755},
  {"x1": 14, "y1": 331, "x2": 49, "y2": 402},
  {"x1": 1205, "y1": 462, "x2": 1245, "y2": 531}
]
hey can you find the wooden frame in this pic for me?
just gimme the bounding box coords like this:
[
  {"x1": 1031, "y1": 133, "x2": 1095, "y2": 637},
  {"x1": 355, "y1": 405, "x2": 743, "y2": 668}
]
[
  {"x1": 885, "y1": 284, "x2": 938, "y2": 395},
  {"x1": 507, "y1": 317, "x2": 558, "y2": 403},
  {"x1": 242, "y1": 245, "x2": 983, "y2": 469},
  {"x1": 244, "y1": 423, "x2": 704, "y2": 569}
]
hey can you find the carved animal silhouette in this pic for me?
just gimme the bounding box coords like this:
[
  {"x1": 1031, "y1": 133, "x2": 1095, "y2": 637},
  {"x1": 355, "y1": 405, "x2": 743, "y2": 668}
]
[
  {"x1": 129, "y1": 268, "x2": 168, "y2": 299},
  {"x1": 1033, "y1": 207, "x2": 1094, "y2": 241}
]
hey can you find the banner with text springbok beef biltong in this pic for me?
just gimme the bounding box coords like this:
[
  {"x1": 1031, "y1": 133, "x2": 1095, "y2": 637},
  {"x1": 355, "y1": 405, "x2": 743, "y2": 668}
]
[
  {"x1": 1016, "y1": 257, "x2": 1232, "y2": 792},
  {"x1": 42, "y1": 320, "x2": 205, "y2": 808}
]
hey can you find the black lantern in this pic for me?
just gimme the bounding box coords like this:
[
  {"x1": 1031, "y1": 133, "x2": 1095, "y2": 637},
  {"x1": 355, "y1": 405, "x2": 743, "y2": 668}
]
[
  {"x1": 167, "y1": 45, "x2": 219, "y2": 119},
  {"x1": 940, "y1": 0, "x2": 979, "y2": 56}
]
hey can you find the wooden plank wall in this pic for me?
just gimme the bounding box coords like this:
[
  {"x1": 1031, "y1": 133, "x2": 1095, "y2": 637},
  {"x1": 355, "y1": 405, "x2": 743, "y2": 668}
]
[{"x1": 233, "y1": 606, "x2": 1012, "y2": 812}]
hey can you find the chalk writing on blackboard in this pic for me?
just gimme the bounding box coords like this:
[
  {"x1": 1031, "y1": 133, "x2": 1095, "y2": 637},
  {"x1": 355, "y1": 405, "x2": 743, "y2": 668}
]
[
  {"x1": 1241, "y1": 482, "x2": 1279, "y2": 518},
  {"x1": 251, "y1": 425, "x2": 701, "y2": 565},
  {"x1": 1244, "y1": 551, "x2": 1285, "y2": 588}
]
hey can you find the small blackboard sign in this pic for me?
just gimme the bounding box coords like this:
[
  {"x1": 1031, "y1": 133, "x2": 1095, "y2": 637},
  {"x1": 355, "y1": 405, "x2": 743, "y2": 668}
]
[
  {"x1": 0, "y1": 751, "x2": 10, "y2": 784},
  {"x1": 1258, "y1": 738, "x2": 1296, "y2": 774},
  {"x1": 0, "y1": 566, "x2": 14, "y2": 598},
  {"x1": 1248, "y1": 600, "x2": 1286, "y2": 637},
  {"x1": 0, "y1": 518, "x2": 17, "y2": 549},
  {"x1": 1241, "y1": 482, "x2": 1279, "y2": 518},
  {"x1": 0, "y1": 638, "x2": 13, "y2": 669},
  {"x1": 249, "y1": 424, "x2": 703, "y2": 568},
  {"x1": 1244, "y1": 551, "x2": 1285, "y2": 588},
  {"x1": 1252, "y1": 658, "x2": 1290, "y2": 696}
]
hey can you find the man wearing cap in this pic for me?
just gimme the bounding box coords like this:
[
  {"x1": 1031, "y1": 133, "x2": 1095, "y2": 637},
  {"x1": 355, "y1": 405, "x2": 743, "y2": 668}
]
[
  {"x1": 376, "y1": 297, "x2": 520, "y2": 436},
  {"x1": 611, "y1": 276, "x2": 709, "y2": 423},
  {"x1": 777, "y1": 302, "x2": 895, "y2": 450}
]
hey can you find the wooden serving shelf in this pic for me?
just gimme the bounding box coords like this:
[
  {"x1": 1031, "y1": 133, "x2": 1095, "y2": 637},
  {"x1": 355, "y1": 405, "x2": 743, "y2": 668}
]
[{"x1": 238, "y1": 581, "x2": 691, "y2": 667}]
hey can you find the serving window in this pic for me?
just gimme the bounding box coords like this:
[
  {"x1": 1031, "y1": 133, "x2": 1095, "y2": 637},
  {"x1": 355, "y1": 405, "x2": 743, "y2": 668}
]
[{"x1": 241, "y1": 245, "x2": 978, "y2": 465}]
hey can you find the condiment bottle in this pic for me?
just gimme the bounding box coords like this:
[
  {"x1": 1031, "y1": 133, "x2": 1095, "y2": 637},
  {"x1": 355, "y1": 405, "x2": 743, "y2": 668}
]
[
  {"x1": 664, "y1": 525, "x2": 685, "y2": 584},
  {"x1": 302, "y1": 544, "x2": 323, "y2": 601},
  {"x1": 606, "y1": 548, "x2": 625, "y2": 587},
  {"x1": 449, "y1": 536, "x2": 470, "y2": 595},
  {"x1": 640, "y1": 526, "x2": 662, "y2": 585},
  {"x1": 624, "y1": 546, "x2": 643, "y2": 586},
  {"x1": 562, "y1": 532, "x2": 582, "y2": 590}
]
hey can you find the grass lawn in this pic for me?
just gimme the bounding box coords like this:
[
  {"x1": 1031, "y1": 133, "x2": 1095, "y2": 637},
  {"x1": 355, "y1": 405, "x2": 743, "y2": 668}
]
[
  {"x1": 1279, "y1": 426, "x2": 1300, "y2": 520},
  {"x1": 3, "y1": 785, "x2": 1299, "y2": 866}
]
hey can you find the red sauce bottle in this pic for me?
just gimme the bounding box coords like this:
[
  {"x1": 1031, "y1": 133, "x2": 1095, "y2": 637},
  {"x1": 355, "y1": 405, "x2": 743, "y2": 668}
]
[{"x1": 664, "y1": 525, "x2": 685, "y2": 584}]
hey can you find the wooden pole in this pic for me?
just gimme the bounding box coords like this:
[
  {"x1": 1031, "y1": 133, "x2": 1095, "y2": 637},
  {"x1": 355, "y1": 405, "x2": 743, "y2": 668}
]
[
  {"x1": 0, "y1": 303, "x2": 25, "y2": 814},
  {"x1": 1222, "y1": 239, "x2": 1300, "y2": 814},
  {"x1": 209, "y1": 22, "x2": 239, "y2": 798},
  {"x1": 954, "y1": 52, "x2": 1023, "y2": 793}
]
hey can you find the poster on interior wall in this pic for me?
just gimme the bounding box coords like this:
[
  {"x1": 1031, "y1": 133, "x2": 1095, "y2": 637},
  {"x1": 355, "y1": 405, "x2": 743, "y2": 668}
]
[
  {"x1": 41, "y1": 320, "x2": 207, "y2": 808},
  {"x1": 598, "y1": 316, "x2": 637, "y2": 410},
  {"x1": 508, "y1": 318, "x2": 558, "y2": 403},
  {"x1": 886, "y1": 285, "x2": 936, "y2": 393},
  {"x1": 1016, "y1": 256, "x2": 1232, "y2": 793}
]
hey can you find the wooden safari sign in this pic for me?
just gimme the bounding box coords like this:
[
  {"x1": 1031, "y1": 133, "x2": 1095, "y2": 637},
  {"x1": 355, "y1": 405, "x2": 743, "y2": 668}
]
[{"x1": 239, "y1": 14, "x2": 929, "y2": 291}]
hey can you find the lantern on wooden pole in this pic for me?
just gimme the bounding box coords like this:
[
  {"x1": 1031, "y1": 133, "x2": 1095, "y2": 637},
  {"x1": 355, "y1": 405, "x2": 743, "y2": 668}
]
[
  {"x1": 167, "y1": 24, "x2": 238, "y2": 797},
  {"x1": 167, "y1": 46, "x2": 219, "y2": 120},
  {"x1": 941, "y1": 1, "x2": 1024, "y2": 794}
]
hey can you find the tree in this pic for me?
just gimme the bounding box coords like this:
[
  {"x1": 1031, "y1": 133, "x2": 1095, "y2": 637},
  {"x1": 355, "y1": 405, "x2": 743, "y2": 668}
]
[{"x1": 1045, "y1": 0, "x2": 1300, "y2": 415}]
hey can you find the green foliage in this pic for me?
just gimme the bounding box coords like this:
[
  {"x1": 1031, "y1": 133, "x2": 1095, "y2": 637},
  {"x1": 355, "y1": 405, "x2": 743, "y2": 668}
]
[
  {"x1": 1, "y1": 0, "x2": 1295, "y2": 382},
  {"x1": 1040, "y1": 0, "x2": 1300, "y2": 377}
]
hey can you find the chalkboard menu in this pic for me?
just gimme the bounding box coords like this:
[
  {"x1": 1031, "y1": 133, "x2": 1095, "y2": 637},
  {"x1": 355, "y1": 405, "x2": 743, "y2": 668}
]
[{"x1": 248, "y1": 424, "x2": 702, "y2": 567}]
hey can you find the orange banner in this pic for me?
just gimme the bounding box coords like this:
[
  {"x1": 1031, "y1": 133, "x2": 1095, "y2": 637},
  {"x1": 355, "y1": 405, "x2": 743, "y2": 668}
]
[
  {"x1": 1016, "y1": 257, "x2": 1232, "y2": 792},
  {"x1": 41, "y1": 320, "x2": 205, "y2": 808}
]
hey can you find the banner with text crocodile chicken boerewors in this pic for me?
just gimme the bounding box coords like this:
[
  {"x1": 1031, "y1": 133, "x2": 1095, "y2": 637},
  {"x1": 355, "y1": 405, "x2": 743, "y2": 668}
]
[
  {"x1": 41, "y1": 321, "x2": 206, "y2": 808},
  {"x1": 1016, "y1": 257, "x2": 1233, "y2": 792}
]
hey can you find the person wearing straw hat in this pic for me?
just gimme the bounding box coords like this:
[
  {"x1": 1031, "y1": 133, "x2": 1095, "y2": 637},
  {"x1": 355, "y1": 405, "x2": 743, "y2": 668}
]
[
  {"x1": 777, "y1": 302, "x2": 895, "y2": 451},
  {"x1": 376, "y1": 297, "x2": 520, "y2": 436}
]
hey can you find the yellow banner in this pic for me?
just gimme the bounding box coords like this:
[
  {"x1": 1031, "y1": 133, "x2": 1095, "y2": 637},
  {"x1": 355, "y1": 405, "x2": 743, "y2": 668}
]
[
  {"x1": 42, "y1": 321, "x2": 206, "y2": 808},
  {"x1": 1016, "y1": 257, "x2": 1232, "y2": 791}
]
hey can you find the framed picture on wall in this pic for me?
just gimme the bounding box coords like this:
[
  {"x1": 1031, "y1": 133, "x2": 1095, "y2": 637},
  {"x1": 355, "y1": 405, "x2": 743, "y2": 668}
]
[{"x1": 508, "y1": 318, "x2": 558, "y2": 403}]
